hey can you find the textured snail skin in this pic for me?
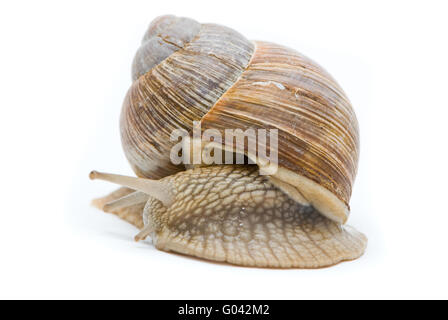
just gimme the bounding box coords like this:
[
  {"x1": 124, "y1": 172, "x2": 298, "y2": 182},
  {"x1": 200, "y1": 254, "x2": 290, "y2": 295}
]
[{"x1": 93, "y1": 166, "x2": 366, "y2": 268}]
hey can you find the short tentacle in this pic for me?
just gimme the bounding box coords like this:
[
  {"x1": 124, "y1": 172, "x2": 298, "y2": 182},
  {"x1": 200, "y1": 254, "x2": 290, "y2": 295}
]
[{"x1": 104, "y1": 191, "x2": 149, "y2": 211}]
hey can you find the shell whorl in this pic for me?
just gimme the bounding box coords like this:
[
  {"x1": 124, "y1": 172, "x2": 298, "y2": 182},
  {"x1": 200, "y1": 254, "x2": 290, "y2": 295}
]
[
  {"x1": 131, "y1": 15, "x2": 201, "y2": 81},
  {"x1": 201, "y1": 41, "x2": 359, "y2": 222},
  {"x1": 121, "y1": 16, "x2": 255, "y2": 179},
  {"x1": 120, "y1": 15, "x2": 359, "y2": 223}
]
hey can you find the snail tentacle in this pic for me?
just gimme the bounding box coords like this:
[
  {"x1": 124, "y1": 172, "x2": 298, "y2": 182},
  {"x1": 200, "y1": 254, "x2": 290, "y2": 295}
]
[
  {"x1": 91, "y1": 187, "x2": 145, "y2": 229},
  {"x1": 89, "y1": 171, "x2": 174, "y2": 207},
  {"x1": 134, "y1": 225, "x2": 153, "y2": 242},
  {"x1": 103, "y1": 191, "x2": 148, "y2": 211}
]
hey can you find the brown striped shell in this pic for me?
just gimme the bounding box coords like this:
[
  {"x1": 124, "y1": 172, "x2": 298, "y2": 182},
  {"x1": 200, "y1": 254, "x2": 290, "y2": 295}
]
[{"x1": 120, "y1": 15, "x2": 359, "y2": 224}]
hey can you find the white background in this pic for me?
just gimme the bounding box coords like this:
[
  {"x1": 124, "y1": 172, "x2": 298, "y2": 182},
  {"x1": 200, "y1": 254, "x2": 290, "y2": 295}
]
[{"x1": 0, "y1": 0, "x2": 447, "y2": 299}]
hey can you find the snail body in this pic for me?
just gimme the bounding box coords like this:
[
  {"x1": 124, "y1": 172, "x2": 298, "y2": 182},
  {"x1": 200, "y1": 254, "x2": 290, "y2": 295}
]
[{"x1": 91, "y1": 15, "x2": 367, "y2": 268}]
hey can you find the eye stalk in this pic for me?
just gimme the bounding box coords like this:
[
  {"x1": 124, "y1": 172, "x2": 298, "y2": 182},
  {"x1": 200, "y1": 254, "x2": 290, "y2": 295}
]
[{"x1": 89, "y1": 170, "x2": 174, "y2": 207}]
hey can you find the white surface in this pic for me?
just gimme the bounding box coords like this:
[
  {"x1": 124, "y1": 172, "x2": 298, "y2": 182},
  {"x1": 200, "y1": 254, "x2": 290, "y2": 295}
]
[{"x1": 0, "y1": 0, "x2": 447, "y2": 299}]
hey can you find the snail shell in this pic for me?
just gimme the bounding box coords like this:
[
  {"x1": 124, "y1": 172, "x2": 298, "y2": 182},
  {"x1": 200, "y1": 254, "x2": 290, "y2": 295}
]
[
  {"x1": 121, "y1": 15, "x2": 359, "y2": 224},
  {"x1": 90, "y1": 15, "x2": 367, "y2": 269}
]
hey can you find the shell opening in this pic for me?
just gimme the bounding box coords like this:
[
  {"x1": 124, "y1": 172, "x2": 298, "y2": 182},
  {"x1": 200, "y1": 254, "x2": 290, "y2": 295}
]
[{"x1": 184, "y1": 139, "x2": 349, "y2": 224}]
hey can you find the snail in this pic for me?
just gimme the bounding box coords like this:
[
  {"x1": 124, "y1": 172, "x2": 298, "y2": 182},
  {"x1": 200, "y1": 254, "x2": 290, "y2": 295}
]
[{"x1": 90, "y1": 15, "x2": 367, "y2": 268}]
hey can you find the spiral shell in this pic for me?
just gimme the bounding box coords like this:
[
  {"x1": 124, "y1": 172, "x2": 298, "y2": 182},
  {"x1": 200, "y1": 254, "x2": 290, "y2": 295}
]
[{"x1": 120, "y1": 15, "x2": 359, "y2": 223}]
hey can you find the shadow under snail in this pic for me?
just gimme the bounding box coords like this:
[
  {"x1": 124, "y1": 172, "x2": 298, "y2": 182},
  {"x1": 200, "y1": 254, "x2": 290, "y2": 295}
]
[{"x1": 90, "y1": 15, "x2": 367, "y2": 268}]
